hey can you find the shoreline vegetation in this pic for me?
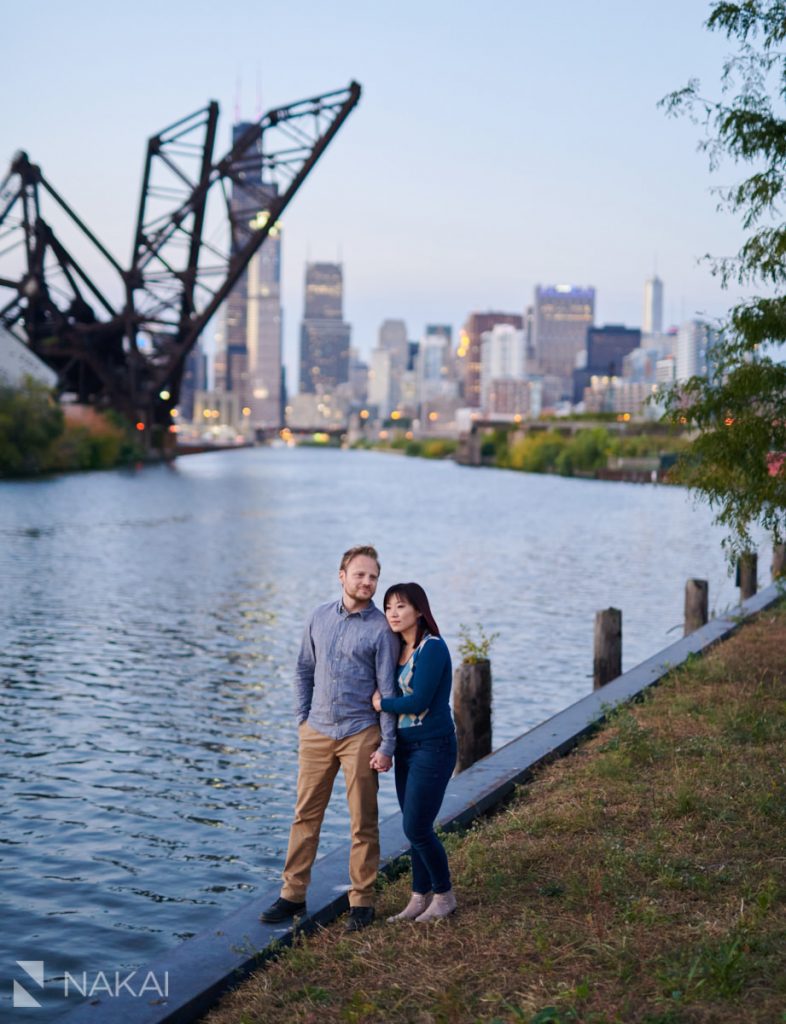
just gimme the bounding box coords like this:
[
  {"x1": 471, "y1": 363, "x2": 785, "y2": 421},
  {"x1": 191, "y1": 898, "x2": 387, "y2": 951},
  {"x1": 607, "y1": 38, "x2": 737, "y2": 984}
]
[
  {"x1": 0, "y1": 381, "x2": 691, "y2": 483},
  {"x1": 202, "y1": 601, "x2": 786, "y2": 1024},
  {"x1": 353, "y1": 419, "x2": 692, "y2": 482},
  {"x1": 0, "y1": 380, "x2": 142, "y2": 477}
]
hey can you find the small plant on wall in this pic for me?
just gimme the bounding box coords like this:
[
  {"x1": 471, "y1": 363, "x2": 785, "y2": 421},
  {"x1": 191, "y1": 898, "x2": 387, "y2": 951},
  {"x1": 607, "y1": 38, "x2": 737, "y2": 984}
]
[{"x1": 457, "y1": 624, "x2": 499, "y2": 664}]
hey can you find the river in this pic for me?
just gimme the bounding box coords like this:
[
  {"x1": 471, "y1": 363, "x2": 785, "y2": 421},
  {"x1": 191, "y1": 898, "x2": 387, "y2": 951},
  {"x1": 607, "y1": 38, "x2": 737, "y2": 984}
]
[{"x1": 0, "y1": 447, "x2": 757, "y2": 1017}]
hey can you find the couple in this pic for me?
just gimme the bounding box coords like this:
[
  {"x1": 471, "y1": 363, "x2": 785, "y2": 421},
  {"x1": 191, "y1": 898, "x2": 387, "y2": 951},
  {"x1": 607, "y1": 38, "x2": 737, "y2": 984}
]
[{"x1": 260, "y1": 544, "x2": 457, "y2": 932}]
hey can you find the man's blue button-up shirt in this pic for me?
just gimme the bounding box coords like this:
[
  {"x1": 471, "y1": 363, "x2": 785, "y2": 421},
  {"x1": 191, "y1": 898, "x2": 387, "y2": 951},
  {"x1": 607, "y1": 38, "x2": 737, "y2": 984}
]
[{"x1": 295, "y1": 599, "x2": 399, "y2": 757}]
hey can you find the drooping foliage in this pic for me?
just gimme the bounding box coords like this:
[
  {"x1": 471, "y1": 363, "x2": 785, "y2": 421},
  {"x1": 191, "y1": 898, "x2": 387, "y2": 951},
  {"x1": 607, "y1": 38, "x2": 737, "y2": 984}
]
[{"x1": 659, "y1": 1, "x2": 786, "y2": 559}]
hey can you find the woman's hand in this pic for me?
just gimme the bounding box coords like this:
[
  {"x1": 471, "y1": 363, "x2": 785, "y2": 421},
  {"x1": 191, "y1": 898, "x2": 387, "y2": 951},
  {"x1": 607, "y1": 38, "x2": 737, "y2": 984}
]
[
  {"x1": 372, "y1": 689, "x2": 382, "y2": 712},
  {"x1": 369, "y1": 750, "x2": 392, "y2": 773}
]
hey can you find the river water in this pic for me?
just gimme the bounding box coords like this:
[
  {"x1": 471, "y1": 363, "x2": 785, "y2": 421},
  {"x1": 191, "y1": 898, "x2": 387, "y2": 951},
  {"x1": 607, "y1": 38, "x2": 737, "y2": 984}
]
[{"x1": 0, "y1": 447, "x2": 757, "y2": 1017}]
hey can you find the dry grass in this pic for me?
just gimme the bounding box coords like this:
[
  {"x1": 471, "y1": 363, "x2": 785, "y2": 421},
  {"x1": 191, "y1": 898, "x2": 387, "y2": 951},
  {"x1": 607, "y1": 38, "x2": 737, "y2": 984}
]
[{"x1": 201, "y1": 604, "x2": 786, "y2": 1024}]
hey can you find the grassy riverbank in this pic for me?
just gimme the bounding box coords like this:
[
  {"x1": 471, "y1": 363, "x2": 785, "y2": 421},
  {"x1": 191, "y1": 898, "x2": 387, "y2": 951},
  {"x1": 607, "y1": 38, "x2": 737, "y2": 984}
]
[{"x1": 203, "y1": 603, "x2": 786, "y2": 1024}]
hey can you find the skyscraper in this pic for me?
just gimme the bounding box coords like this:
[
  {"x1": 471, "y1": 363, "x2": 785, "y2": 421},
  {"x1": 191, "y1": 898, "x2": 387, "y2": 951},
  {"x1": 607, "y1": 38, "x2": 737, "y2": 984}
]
[
  {"x1": 532, "y1": 285, "x2": 595, "y2": 391},
  {"x1": 378, "y1": 319, "x2": 408, "y2": 375},
  {"x1": 573, "y1": 324, "x2": 641, "y2": 403},
  {"x1": 480, "y1": 323, "x2": 526, "y2": 411},
  {"x1": 676, "y1": 320, "x2": 717, "y2": 381},
  {"x1": 587, "y1": 325, "x2": 641, "y2": 376},
  {"x1": 375, "y1": 318, "x2": 408, "y2": 409},
  {"x1": 460, "y1": 312, "x2": 524, "y2": 407},
  {"x1": 643, "y1": 275, "x2": 664, "y2": 335},
  {"x1": 214, "y1": 122, "x2": 283, "y2": 431},
  {"x1": 179, "y1": 341, "x2": 208, "y2": 422},
  {"x1": 299, "y1": 262, "x2": 351, "y2": 393},
  {"x1": 368, "y1": 347, "x2": 393, "y2": 417}
]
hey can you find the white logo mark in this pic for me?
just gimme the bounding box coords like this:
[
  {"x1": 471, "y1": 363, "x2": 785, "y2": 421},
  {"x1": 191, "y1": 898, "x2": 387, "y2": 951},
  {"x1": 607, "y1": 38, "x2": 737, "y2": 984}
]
[{"x1": 13, "y1": 960, "x2": 45, "y2": 1008}]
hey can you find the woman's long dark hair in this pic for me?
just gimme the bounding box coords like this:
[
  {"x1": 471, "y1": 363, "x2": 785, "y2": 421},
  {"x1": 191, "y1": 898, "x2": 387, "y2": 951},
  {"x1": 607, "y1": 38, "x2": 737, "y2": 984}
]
[{"x1": 383, "y1": 582, "x2": 440, "y2": 648}]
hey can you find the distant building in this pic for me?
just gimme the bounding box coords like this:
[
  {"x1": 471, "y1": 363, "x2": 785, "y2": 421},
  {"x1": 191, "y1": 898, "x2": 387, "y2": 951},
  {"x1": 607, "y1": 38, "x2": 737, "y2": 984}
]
[
  {"x1": 643, "y1": 275, "x2": 664, "y2": 335},
  {"x1": 193, "y1": 389, "x2": 241, "y2": 436},
  {"x1": 286, "y1": 391, "x2": 347, "y2": 430},
  {"x1": 368, "y1": 347, "x2": 393, "y2": 418},
  {"x1": 532, "y1": 285, "x2": 595, "y2": 395},
  {"x1": 376, "y1": 318, "x2": 408, "y2": 408},
  {"x1": 480, "y1": 323, "x2": 526, "y2": 411},
  {"x1": 378, "y1": 319, "x2": 408, "y2": 373},
  {"x1": 676, "y1": 320, "x2": 717, "y2": 381},
  {"x1": 486, "y1": 379, "x2": 534, "y2": 417},
  {"x1": 299, "y1": 262, "x2": 351, "y2": 393},
  {"x1": 0, "y1": 324, "x2": 57, "y2": 388},
  {"x1": 347, "y1": 349, "x2": 369, "y2": 405},
  {"x1": 572, "y1": 324, "x2": 640, "y2": 403},
  {"x1": 460, "y1": 312, "x2": 523, "y2": 407},
  {"x1": 656, "y1": 355, "x2": 676, "y2": 386},
  {"x1": 179, "y1": 342, "x2": 208, "y2": 422},
  {"x1": 588, "y1": 325, "x2": 641, "y2": 375},
  {"x1": 583, "y1": 378, "x2": 657, "y2": 419},
  {"x1": 622, "y1": 346, "x2": 661, "y2": 384},
  {"x1": 214, "y1": 121, "x2": 283, "y2": 432},
  {"x1": 418, "y1": 326, "x2": 454, "y2": 399},
  {"x1": 641, "y1": 329, "x2": 675, "y2": 359},
  {"x1": 417, "y1": 325, "x2": 460, "y2": 423}
]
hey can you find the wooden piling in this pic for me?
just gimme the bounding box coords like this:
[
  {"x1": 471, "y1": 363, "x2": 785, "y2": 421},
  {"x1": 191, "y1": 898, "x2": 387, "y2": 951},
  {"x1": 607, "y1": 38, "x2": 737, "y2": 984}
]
[
  {"x1": 593, "y1": 608, "x2": 622, "y2": 690},
  {"x1": 738, "y1": 552, "x2": 758, "y2": 601},
  {"x1": 772, "y1": 543, "x2": 786, "y2": 580},
  {"x1": 684, "y1": 579, "x2": 709, "y2": 635},
  {"x1": 453, "y1": 659, "x2": 492, "y2": 772}
]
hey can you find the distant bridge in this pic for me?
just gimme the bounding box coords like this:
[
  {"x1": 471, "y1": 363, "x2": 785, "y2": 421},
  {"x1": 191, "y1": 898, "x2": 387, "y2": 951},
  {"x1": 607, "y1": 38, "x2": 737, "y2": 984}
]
[{"x1": 0, "y1": 83, "x2": 361, "y2": 450}]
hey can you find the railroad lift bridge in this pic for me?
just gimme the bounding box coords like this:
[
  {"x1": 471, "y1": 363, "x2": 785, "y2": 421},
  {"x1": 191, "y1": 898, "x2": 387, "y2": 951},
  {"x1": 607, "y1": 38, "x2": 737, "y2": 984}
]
[{"x1": 0, "y1": 81, "x2": 361, "y2": 451}]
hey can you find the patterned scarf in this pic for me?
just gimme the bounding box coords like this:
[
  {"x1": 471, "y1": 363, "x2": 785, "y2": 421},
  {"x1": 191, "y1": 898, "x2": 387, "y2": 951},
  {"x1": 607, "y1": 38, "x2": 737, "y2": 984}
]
[{"x1": 397, "y1": 633, "x2": 433, "y2": 729}]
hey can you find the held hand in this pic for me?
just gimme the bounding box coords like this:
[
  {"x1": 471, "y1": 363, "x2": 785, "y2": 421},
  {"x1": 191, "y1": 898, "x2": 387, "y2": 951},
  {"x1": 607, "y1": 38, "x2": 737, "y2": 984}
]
[
  {"x1": 371, "y1": 689, "x2": 382, "y2": 712},
  {"x1": 369, "y1": 750, "x2": 392, "y2": 773}
]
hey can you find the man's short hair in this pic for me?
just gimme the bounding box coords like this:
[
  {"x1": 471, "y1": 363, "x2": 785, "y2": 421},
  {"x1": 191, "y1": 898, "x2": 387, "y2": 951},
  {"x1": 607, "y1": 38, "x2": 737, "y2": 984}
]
[{"x1": 339, "y1": 545, "x2": 380, "y2": 573}]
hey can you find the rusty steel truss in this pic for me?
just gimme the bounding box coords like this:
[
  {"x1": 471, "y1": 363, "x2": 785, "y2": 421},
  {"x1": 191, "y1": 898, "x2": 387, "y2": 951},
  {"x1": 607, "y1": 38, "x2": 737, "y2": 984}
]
[{"x1": 0, "y1": 81, "x2": 361, "y2": 447}]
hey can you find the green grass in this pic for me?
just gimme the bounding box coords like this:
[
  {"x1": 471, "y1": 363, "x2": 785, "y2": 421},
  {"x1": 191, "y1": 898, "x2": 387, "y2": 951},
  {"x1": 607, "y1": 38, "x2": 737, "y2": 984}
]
[{"x1": 202, "y1": 603, "x2": 786, "y2": 1024}]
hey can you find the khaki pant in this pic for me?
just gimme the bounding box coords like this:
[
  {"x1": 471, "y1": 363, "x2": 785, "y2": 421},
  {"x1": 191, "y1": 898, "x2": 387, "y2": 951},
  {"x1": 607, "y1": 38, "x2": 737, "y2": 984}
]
[{"x1": 281, "y1": 722, "x2": 381, "y2": 907}]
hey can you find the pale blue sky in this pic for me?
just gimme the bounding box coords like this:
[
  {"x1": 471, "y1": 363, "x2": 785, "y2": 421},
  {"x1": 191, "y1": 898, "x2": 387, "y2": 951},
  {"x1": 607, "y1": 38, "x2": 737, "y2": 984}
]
[{"x1": 3, "y1": 1, "x2": 755, "y2": 385}]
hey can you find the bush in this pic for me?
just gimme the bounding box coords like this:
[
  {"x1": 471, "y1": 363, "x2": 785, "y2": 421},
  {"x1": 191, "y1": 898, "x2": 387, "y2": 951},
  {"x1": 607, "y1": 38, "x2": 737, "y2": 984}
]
[
  {"x1": 421, "y1": 438, "x2": 457, "y2": 459},
  {"x1": 0, "y1": 378, "x2": 64, "y2": 476},
  {"x1": 562, "y1": 427, "x2": 612, "y2": 475},
  {"x1": 480, "y1": 428, "x2": 512, "y2": 465},
  {"x1": 47, "y1": 419, "x2": 129, "y2": 471},
  {"x1": 509, "y1": 430, "x2": 567, "y2": 473},
  {"x1": 0, "y1": 380, "x2": 139, "y2": 476}
]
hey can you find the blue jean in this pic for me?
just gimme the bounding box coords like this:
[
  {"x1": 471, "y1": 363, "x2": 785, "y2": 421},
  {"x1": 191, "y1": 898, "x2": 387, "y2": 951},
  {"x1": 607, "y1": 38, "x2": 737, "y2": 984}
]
[{"x1": 394, "y1": 731, "x2": 457, "y2": 895}]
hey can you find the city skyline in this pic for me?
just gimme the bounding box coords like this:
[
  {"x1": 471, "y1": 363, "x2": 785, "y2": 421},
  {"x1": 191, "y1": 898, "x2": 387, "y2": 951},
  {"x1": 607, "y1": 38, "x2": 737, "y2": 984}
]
[{"x1": 3, "y1": 1, "x2": 763, "y2": 393}]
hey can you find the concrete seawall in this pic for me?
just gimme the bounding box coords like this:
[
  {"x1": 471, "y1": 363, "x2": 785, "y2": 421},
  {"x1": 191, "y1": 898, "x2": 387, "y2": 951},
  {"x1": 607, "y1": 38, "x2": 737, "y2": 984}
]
[{"x1": 62, "y1": 581, "x2": 783, "y2": 1024}]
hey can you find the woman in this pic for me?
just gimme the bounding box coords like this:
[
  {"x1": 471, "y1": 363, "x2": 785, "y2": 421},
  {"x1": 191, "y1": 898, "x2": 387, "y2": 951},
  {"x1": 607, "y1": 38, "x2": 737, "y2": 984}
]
[{"x1": 372, "y1": 582, "x2": 457, "y2": 922}]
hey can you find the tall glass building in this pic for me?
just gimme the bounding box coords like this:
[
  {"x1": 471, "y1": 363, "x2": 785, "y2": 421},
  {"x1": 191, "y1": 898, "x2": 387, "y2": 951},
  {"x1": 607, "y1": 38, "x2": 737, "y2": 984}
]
[
  {"x1": 214, "y1": 122, "x2": 283, "y2": 431},
  {"x1": 643, "y1": 275, "x2": 664, "y2": 335},
  {"x1": 299, "y1": 262, "x2": 351, "y2": 393},
  {"x1": 532, "y1": 284, "x2": 595, "y2": 391}
]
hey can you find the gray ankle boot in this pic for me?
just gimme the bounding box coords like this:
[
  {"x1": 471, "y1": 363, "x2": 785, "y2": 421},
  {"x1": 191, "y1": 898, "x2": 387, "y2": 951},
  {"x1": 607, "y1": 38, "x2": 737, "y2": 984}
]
[
  {"x1": 387, "y1": 892, "x2": 432, "y2": 922},
  {"x1": 414, "y1": 888, "x2": 456, "y2": 921}
]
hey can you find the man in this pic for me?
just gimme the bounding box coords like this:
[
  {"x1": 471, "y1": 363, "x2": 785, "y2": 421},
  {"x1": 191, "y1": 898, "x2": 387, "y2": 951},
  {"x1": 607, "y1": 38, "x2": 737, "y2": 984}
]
[{"x1": 260, "y1": 545, "x2": 399, "y2": 932}]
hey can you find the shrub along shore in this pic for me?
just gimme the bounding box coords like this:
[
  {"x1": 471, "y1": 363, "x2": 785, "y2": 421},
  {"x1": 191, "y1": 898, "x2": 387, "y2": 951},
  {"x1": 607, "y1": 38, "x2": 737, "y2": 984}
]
[
  {"x1": 354, "y1": 420, "x2": 692, "y2": 479},
  {"x1": 0, "y1": 380, "x2": 142, "y2": 476},
  {"x1": 202, "y1": 602, "x2": 786, "y2": 1024}
]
